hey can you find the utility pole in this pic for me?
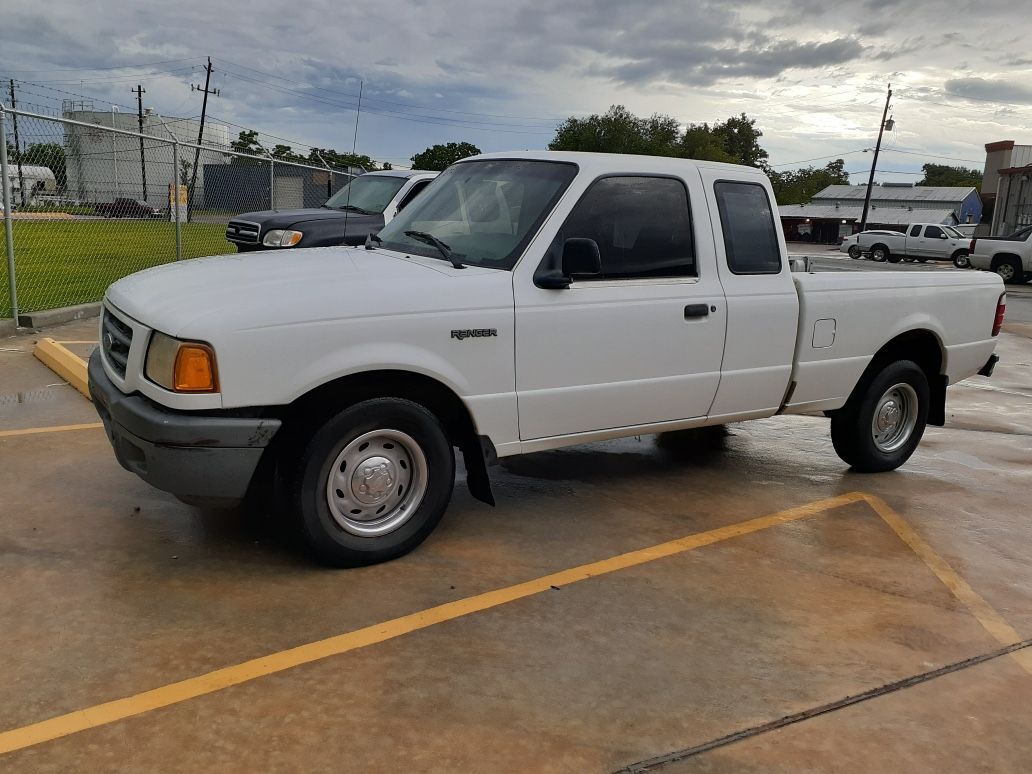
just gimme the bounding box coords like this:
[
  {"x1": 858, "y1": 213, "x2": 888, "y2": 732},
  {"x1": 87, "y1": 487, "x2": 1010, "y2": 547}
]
[
  {"x1": 188, "y1": 57, "x2": 219, "y2": 220},
  {"x1": 131, "y1": 85, "x2": 147, "y2": 201},
  {"x1": 8, "y1": 80, "x2": 26, "y2": 208},
  {"x1": 859, "y1": 83, "x2": 893, "y2": 233}
]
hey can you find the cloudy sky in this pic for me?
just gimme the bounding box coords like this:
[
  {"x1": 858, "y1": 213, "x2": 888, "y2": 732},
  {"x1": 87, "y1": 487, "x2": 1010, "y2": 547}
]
[{"x1": 3, "y1": 0, "x2": 1031, "y2": 179}]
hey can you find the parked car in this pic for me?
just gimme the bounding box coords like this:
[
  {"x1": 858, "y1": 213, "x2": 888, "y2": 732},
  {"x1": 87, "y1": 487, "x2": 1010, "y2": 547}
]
[
  {"x1": 90, "y1": 151, "x2": 1005, "y2": 567},
  {"x1": 94, "y1": 198, "x2": 164, "y2": 219},
  {"x1": 225, "y1": 169, "x2": 438, "y2": 251},
  {"x1": 839, "y1": 230, "x2": 899, "y2": 259},
  {"x1": 856, "y1": 223, "x2": 971, "y2": 266},
  {"x1": 969, "y1": 225, "x2": 1032, "y2": 284}
]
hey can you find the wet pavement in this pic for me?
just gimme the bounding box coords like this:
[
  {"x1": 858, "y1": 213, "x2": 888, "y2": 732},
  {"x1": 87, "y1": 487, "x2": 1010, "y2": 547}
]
[{"x1": 1, "y1": 317, "x2": 1030, "y2": 772}]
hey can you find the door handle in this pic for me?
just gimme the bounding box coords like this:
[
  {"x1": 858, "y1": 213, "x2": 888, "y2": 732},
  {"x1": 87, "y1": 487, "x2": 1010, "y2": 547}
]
[{"x1": 684, "y1": 304, "x2": 710, "y2": 319}]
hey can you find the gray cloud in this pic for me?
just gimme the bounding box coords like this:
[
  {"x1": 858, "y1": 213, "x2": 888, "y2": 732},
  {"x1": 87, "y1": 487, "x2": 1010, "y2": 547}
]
[{"x1": 945, "y1": 77, "x2": 1032, "y2": 105}]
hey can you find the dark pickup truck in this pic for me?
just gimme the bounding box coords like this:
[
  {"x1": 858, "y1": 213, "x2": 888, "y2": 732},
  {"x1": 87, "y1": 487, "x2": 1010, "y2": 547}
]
[
  {"x1": 95, "y1": 198, "x2": 164, "y2": 218},
  {"x1": 225, "y1": 169, "x2": 437, "y2": 251}
]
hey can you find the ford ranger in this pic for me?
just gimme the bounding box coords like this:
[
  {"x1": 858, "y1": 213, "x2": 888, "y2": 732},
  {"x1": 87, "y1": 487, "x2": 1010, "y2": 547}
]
[
  {"x1": 89, "y1": 152, "x2": 1006, "y2": 567},
  {"x1": 225, "y1": 169, "x2": 437, "y2": 251}
]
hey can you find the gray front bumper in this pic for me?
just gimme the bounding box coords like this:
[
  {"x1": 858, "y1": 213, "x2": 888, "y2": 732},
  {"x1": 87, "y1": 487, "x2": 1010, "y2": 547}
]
[{"x1": 88, "y1": 351, "x2": 281, "y2": 501}]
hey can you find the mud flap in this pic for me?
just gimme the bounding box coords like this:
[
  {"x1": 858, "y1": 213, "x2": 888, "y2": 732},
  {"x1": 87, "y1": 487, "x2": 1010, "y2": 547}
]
[
  {"x1": 929, "y1": 374, "x2": 947, "y2": 427},
  {"x1": 460, "y1": 436, "x2": 496, "y2": 506}
]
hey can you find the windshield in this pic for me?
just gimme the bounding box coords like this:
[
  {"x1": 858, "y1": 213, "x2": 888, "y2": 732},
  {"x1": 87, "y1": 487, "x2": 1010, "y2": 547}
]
[
  {"x1": 375, "y1": 159, "x2": 578, "y2": 270},
  {"x1": 942, "y1": 225, "x2": 963, "y2": 238},
  {"x1": 324, "y1": 175, "x2": 407, "y2": 214}
]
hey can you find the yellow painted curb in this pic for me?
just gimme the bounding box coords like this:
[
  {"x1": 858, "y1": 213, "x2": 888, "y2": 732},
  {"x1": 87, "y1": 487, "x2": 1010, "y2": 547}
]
[{"x1": 32, "y1": 338, "x2": 91, "y2": 401}]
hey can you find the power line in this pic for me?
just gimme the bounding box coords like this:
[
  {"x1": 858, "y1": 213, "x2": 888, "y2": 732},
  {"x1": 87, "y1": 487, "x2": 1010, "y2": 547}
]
[
  {"x1": 769, "y1": 149, "x2": 868, "y2": 168},
  {"x1": 880, "y1": 147, "x2": 984, "y2": 164}
]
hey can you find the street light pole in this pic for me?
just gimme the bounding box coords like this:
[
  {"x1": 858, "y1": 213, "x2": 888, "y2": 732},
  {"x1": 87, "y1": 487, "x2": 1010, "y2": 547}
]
[{"x1": 859, "y1": 83, "x2": 892, "y2": 233}]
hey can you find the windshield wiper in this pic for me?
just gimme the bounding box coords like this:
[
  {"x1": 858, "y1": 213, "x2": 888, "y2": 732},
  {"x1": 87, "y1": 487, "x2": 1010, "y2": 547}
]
[
  {"x1": 404, "y1": 230, "x2": 465, "y2": 269},
  {"x1": 337, "y1": 204, "x2": 372, "y2": 214}
]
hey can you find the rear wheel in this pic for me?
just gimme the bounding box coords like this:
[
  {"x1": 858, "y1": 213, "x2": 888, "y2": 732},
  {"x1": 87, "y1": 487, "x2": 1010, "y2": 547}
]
[
  {"x1": 994, "y1": 257, "x2": 1024, "y2": 285},
  {"x1": 290, "y1": 398, "x2": 455, "y2": 567},
  {"x1": 871, "y1": 245, "x2": 889, "y2": 262},
  {"x1": 831, "y1": 360, "x2": 929, "y2": 472},
  {"x1": 848, "y1": 244, "x2": 861, "y2": 259},
  {"x1": 952, "y1": 250, "x2": 970, "y2": 269}
]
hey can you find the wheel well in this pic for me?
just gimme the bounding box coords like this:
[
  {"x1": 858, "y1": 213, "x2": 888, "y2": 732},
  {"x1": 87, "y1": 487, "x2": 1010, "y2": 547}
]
[
  {"x1": 951, "y1": 248, "x2": 968, "y2": 259},
  {"x1": 285, "y1": 370, "x2": 478, "y2": 449},
  {"x1": 991, "y1": 253, "x2": 1022, "y2": 269},
  {"x1": 273, "y1": 370, "x2": 495, "y2": 506},
  {"x1": 845, "y1": 329, "x2": 947, "y2": 426}
]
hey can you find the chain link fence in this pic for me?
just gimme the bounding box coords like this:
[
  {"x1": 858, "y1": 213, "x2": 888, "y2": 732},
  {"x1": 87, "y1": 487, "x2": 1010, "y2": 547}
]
[{"x1": 1, "y1": 105, "x2": 357, "y2": 321}]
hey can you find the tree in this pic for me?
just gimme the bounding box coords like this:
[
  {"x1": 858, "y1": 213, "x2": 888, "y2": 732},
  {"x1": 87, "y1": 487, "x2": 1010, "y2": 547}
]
[
  {"x1": 549, "y1": 105, "x2": 681, "y2": 157},
  {"x1": 711, "y1": 114, "x2": 768, "y2": 168},
  {"x1": 410, "y1": 142, "x2": 481, "y2": 171},
  {"x1": 769, "y1": 159, "x2": 850, "y2": 205},
  {"x1": 178, "y1": 159, "x2": 193, "y2": 186},
  {"x1": 306, "y1": 148, "x2": 376, "y2": 172},
  {"x1": 548, "y1": 105, "x2": 769, "y2": 167},
  {"x1": 917, "y1": 163, "x2": 982, "y2": 188}
]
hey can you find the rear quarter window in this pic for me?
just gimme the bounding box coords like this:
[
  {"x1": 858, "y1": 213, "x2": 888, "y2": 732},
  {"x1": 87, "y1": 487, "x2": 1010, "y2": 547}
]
[{"x1": 713, "y1": 181, "x2": 782, "y2": 274}]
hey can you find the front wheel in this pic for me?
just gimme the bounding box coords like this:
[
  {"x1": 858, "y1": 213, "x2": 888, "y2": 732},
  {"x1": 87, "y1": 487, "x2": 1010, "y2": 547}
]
[
  {"x1": 831, "y1": 360, "x2": 929, "y2": 472},
  {"x1": 848, "y1": 244, "x2": 861, "y2": 259},
  {"x1": 290, "y1": 398, "x2": 455, "y2": 567}
]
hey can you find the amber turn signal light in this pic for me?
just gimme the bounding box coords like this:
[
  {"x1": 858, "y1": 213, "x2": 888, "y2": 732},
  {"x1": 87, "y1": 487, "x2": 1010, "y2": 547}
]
[{"x1": 173, "y1": 344, "x2": 218, "y2": 392}]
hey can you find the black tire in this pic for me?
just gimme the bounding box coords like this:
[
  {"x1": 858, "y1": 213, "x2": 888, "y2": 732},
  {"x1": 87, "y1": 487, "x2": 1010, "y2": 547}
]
[
  {"x1": 952, "y1": 250, "x2": 970, "y2": 269},
  {"x1": 830, "y1": 359, "x2": 929, "y2": 472},
  {"x1": 916, "y1": 257, "x2": 929, "y2": 263},
  {"x1": 994, "y1": 257, "x2": 1024, "y2": 285},
  {"x1": 290, "y1": 398, "x2": 455, "y2": 567},
  {"x1": 871, "y1": 244, "x2": 889, "y2": 262},
  {"x1": 886, "y1": 252, "x2": 903, "y2": 264},
  {"x1": 848, "y1": 244, "x2": 861, "y2": 259}
]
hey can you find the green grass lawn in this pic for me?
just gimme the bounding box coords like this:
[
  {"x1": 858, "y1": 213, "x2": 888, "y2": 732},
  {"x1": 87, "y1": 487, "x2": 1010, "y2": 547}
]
[{"x1": 0, "y1": 220, "x2": 234, "y2": 317}]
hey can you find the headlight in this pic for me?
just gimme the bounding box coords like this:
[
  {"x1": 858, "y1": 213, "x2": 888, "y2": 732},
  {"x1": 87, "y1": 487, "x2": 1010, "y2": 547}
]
[
  {"x1": 262, "y1": 229, "x2": 303, "y2": 247},
  {"x1": 145, "y1": 331, "x2": 219, "y2": 393}
]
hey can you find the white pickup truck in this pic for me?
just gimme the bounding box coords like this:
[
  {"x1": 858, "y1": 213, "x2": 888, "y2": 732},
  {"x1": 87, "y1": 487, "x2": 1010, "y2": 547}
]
[
  {"x1": 855, "y1": 223, "x2": 972, "y2": 266},
  {"x1": 89, "y1": 152, "x2": 1006, "y2": 567},
  {"x1": 969, "y1": 225, "x2": 1032, "y2": 284}
]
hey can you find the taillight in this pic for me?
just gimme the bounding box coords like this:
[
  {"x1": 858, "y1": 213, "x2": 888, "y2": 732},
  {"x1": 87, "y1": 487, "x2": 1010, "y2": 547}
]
[
  {"x1": 992, "y1": 293, "x2": 1006, "y2": 337},
  {"x1": 970, "y1": 238, "x2": 977, "y2": 253}
]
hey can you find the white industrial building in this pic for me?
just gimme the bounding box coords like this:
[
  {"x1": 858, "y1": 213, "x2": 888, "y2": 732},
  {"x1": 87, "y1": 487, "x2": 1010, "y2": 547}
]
[
  {"x1": 4, "y1": 164, "x2": 58, "y2": 206},
  {"x1": 62, "y1": 104, "x2": 230, "y2": 205}
]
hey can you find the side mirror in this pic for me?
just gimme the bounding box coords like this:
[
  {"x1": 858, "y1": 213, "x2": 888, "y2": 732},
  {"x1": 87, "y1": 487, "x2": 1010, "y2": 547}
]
[
  {"x1": 534, "y1": 238, "x2": 602, "y2": 289},
  {"x1": 940, "y1": 234, "x2": 948, "y2": 239},
  {"x1": 562, "y1": 238, "x2": 602, "y2": 277}
]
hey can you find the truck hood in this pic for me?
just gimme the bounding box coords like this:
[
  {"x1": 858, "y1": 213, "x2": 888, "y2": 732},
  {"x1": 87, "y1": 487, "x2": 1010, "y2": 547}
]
[
  {"x1": 106, "y1": 247, "x2": 508, "y2": 338},
  {"x1": 232, "y1": 208, "x2": 384, "y2": 230}
]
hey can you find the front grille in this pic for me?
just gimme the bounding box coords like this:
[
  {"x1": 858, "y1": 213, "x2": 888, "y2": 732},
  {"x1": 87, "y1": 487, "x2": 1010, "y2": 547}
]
[
  {"x1": 226, "y1": 220, "x2": 260, "y2": 244},
  {"x1": 101, "y1": 310, "x2": 133, "y2": 379}
]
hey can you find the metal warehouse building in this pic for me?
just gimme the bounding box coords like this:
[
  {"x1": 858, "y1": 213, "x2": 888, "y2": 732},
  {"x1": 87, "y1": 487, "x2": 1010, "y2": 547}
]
[{"x1": 779, "y1": 183, "x2": 982, "y2": 244}]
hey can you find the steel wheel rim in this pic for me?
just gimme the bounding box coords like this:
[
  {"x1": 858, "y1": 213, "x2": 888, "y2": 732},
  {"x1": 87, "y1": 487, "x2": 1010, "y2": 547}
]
[
  {"x1": 325, "y1": 429, "x2": 429, "y2": 537},
  {"x1": 871, "y1": 383, "x2": 919, "y2": 453},
  {"x1": 873, "y1": 249, "x2": 886, "y2": 261},
  {"x1": 998, "y1": 263, "x2": 1015, "y2": 281}
]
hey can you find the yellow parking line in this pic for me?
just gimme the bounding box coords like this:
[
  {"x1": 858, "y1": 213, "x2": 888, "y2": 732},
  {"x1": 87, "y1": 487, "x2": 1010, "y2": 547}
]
[
  {"x1": 32, "y1": 339, "x2": 90, "y2": 401},
  {"x1": 0, "y1": 423, "x2": 104, "y2": 438},
  {"x1": 53, "y1": 341, "x2": 98, "y2": 345},
  {"x1": 0, "y1": 492, "x2": 867, "y2": 756},
  {"x1": 864, "y1": 494, "x2": 1032, "y2": 676}
]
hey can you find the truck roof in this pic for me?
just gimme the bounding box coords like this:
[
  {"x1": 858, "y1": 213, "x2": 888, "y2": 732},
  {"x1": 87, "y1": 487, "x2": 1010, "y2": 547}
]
[
  {"x1": 363, "y1": 169, "x2": 436, "y2": 178},
  {"x1": 465, "y1": 150, "x2": 768, "y2": 178}
]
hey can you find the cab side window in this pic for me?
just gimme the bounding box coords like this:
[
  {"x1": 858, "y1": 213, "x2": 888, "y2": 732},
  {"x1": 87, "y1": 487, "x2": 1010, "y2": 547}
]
[
  {"x1": 396, "y1": 180, "x2": 431, "y2": 212},
  {"x1": 553, "y1": 176, "x2": 696, "y2": 279},
  {"x1": 910, "y1": 225, "x2": 922, "y2": 237},
  {"x1": 924, "y1": 226, "x2": 944, "y2": 239}
]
